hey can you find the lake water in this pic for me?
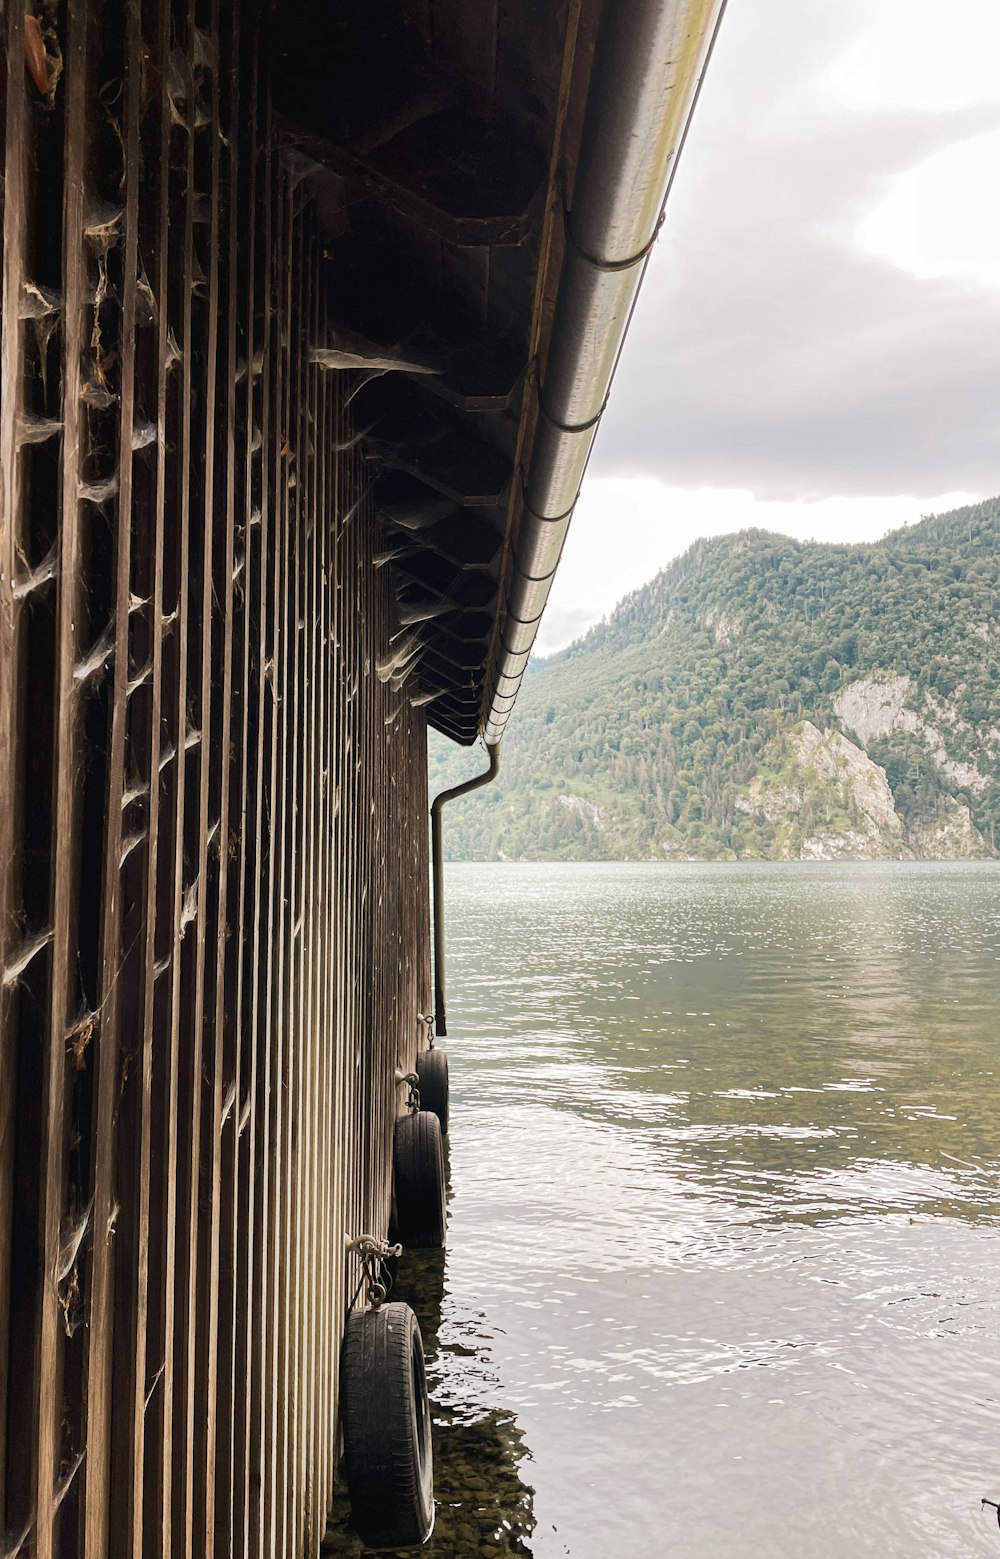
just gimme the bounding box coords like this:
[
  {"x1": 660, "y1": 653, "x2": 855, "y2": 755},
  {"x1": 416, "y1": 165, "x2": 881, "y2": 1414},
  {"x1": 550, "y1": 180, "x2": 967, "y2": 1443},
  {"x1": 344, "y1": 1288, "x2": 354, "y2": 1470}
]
[{"x1": 327, "y1": 862, "x2": 1000, "y2": 1558}]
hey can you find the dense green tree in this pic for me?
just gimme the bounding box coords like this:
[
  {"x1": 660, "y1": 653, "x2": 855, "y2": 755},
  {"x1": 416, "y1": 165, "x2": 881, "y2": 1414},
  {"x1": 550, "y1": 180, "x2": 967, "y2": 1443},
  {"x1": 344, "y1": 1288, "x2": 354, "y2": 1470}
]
[{"x1": 428, "y1": 498, "x2": 1000, "y2": 860}]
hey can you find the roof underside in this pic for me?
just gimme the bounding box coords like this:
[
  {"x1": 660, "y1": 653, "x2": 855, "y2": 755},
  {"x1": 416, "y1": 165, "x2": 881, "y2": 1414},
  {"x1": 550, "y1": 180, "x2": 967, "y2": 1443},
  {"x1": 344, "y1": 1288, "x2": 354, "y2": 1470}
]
[{"x1": 271, "y1": 1, "x2": 591, "y2": 745}]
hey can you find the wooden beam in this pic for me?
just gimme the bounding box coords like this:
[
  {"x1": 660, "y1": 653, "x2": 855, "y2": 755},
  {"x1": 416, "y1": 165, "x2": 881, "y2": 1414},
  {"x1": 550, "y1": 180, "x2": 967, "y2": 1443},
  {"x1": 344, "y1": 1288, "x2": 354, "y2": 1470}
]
[{"x1": 274, "y1": 110, "x2": 542, "y2": 249}]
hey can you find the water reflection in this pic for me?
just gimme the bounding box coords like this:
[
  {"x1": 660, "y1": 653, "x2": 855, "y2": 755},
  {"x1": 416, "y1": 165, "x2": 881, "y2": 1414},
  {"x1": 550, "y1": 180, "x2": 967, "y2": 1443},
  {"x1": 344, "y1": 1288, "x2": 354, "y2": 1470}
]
[
  {"x1": 324, "y1": 1247, "x2": 537, "y2": 1557},
  {"x1": 439, "y1": 863, "x2": 1000, "y2": 1557},
  {"x1": 330, "y1": 864, "x2": 1000, "y2": 1556}
]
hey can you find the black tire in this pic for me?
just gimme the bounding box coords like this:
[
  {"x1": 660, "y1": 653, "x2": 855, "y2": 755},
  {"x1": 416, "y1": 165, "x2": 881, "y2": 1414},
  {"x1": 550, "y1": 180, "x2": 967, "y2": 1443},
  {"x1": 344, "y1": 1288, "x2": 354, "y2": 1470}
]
[
  {"x1": 416, "y1": 1047, "x2": 449, "y2": 1135},
  {"x1": 340, "y1": 1302, "x2": 434, "y2": 1549},
  {"x1": 393, "y1": 1110, "x2": 446, "y2": 1249}
]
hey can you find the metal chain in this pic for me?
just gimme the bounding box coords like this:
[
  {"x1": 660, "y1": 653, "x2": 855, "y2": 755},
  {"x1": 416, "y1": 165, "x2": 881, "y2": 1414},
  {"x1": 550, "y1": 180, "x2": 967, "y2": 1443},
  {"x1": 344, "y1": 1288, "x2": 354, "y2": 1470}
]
[{"x1": 346, "y1": 1234, "x2": 403, "y2": 1310}]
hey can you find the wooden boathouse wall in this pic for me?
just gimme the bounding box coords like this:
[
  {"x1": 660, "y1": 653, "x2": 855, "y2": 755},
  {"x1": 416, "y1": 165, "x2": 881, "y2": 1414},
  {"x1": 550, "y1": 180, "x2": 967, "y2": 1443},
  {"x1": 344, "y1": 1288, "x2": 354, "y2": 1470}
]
[{"x1": 0, "y1": 1, "x2": 432, "y2": 1553}]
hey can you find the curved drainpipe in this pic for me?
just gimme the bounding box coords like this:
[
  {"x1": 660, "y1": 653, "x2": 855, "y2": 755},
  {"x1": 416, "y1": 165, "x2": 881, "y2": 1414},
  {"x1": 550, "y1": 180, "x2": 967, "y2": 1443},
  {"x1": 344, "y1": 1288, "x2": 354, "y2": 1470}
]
[
  {"x1": 431, "y1": 744, "x2": 500, "y2": 1035},
  {"x1": 483, "y1": 0, "x2": 728, "y2": 746}
]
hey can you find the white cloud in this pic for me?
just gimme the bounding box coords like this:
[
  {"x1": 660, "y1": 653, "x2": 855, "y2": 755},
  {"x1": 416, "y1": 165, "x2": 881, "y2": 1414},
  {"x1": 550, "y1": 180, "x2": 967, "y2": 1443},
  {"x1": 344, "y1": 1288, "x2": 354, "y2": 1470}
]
[
  {"x1": 809, "y1": 0, "x2": 1000, "y2": 119},
  {"x1": 855, "y1": 128, "x2": 1000, "y2": 293}
]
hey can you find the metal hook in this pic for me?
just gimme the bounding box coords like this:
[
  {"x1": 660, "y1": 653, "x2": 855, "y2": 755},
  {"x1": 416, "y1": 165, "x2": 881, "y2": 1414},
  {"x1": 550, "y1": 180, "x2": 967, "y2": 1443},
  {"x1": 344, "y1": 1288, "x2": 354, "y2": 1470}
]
[
  {"x1": 394, "y1": 1068, "x2": 421, "y2": 1111},
  {"x1": 346, "y1": 1233, "x2": 402, "y2": 1310}
]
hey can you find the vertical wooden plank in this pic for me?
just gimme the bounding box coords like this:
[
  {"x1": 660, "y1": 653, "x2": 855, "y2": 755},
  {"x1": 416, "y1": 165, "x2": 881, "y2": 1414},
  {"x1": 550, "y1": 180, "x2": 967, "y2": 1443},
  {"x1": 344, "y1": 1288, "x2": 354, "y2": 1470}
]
[
  {"x1": 306, "y1": 257, "x2": 323, "y2": 1538},
  {"x1": 161, "y1": 1, "x2": 200, "y2": 1545},
  {"x1": 31, "y1": 2, "x2": 94, "y2": 1553},
  {"x1": 295, "y1": 223, "x2": 313, "y2": 1551},
  {"x1": 271, "y1": 170, "x2": 294, "y2": 1559},
  {"x1": 262, "y1": 165, "x2": 295, "y2": 1559},
  {"x1": 302, "y1": 224, "x2": 324, "y2": 1551},
  {"x1": 247, "y1": 118, "x2": 281, "y2": 1559},
  {"x1": 217, "y1": 1, "x2": 257, "y2": 1548},
  {"x1": 281, "y1": 197, "x2": 307, "y2": 1556},
  {"x1": 86, "y1": 0, "x2": 143, "y2": 1543},
  {"x1": 327, "y1": 366, "x2": 343, "y2": 1471},
  {"x1": 324, "y1": 354, "x2": 347, "y2": 1519},
  {"x1": 314, "y1": 239, "x2": 334, "y2": 1532},
  {"x1": 108, "y1": 0, "x2": 177, "y2": 1547},
  {"x1": 192, "y1": 0, "x2": 236, "y2": 1543},
  {"x1": 358, "y1": 455, "x2": 375, "y2": 1245},
  {"x1": 114, "y1": 0, "x2": 173, "y2": 1547},
  {"x1": 229, "y1": 41, "x2": 266, "y2": 1545},
  {"x1": 142, "y1": 0, "x2": 190, "y2": 1549},
  {"x1": 168, "y1": 0, "x2": 222, "y2": 1542},
  {"x1": 0, "y1": 3, "x2": 30, "y2": 1518},
  {"x1": 281, "y1": 206, "x2": 300, "y2": 1553}
]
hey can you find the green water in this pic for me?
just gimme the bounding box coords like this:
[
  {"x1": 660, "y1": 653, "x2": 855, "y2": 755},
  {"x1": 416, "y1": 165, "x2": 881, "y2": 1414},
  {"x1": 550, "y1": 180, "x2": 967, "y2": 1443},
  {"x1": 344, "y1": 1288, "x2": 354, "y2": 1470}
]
[{"x1": 327, "y1": 862, "x2": 1000, "y2": 1557}]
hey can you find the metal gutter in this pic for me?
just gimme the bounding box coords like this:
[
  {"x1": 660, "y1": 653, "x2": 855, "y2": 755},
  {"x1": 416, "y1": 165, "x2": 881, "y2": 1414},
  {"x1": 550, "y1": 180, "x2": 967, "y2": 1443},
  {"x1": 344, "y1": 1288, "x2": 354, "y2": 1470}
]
[
  {"x1": 483, "y1": 0, "x2": 728, "y2": 745},
  {"x1": 430, "y1": 744, "x2": 501, "y2": 1035}
]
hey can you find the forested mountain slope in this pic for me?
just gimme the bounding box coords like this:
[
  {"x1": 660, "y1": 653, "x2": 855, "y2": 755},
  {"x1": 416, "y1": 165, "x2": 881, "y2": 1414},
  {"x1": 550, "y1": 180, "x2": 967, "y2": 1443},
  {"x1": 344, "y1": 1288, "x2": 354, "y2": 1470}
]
[{"x1": 429, "y1": 499, "x2": 1000, "y2": 860}]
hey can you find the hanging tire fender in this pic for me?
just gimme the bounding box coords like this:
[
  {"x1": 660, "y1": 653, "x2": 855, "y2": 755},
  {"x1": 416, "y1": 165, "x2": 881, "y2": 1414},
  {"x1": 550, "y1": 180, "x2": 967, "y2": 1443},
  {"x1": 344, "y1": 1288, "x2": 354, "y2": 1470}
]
[
  {"x1": 416, "y1": 1047, "x2": 449, "y2": 1135},
  {"x1": 393, "y1": 1109, "x2": 446, "y2": 1249},
  {"x1": 340, "y1": 1301, "x2": 434, "y2": 1549}
]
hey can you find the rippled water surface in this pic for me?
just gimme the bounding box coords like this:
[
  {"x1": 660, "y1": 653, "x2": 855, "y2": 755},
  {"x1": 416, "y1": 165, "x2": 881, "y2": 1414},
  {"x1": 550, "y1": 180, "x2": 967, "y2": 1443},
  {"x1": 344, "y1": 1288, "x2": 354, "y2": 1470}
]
[{"x1": 329, "y1": 862, "x2": 1000, "y2": 1557}]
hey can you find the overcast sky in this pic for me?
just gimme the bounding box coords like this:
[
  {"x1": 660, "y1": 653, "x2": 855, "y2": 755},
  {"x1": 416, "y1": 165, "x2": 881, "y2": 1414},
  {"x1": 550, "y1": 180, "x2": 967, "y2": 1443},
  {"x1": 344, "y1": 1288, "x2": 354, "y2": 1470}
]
[{"x1": 538, "y1": 0, "x2": 1000, "y2": 653}]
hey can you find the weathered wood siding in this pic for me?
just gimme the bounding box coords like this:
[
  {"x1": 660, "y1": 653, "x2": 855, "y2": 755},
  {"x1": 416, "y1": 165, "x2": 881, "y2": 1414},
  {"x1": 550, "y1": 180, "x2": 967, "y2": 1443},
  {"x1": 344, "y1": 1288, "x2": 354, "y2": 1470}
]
[{"x1": 0, "y1": 1, "x2": 431, "y2": 1554}]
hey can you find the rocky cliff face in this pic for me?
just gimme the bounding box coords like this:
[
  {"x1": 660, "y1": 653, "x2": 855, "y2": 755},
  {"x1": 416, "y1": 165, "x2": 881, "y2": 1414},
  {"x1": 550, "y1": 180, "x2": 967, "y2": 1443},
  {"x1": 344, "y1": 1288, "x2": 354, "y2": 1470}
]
[
  {"x1": 736, "y1": 718, "x2": 988, "y2": 860},
  {"x1": 737, "y1": 722, "x2": 904, "y2": 859},
  {"x1": 834, "y1": 677, "x2": 990, "y2": 795},
  {"x1": 833, "y1": 676, "x2": 915, "y2": 745},
  {"x1": 907, "y1": 797, "x2": 984, "y2": 858}
]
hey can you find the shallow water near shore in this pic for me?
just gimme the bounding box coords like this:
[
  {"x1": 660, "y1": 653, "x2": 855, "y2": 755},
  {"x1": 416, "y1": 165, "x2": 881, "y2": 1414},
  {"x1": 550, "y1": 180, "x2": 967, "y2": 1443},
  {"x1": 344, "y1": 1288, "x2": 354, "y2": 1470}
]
[{"x1": 327, "y1": 861, "x2": 1000, "y2": 1557}]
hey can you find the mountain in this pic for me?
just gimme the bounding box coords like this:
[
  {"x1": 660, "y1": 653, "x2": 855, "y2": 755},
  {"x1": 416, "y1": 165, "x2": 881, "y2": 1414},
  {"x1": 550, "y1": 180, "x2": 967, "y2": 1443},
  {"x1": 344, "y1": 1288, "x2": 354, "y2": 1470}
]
[{"x1": 428, "y1": 498, "x2": 1000, "y2": 861}]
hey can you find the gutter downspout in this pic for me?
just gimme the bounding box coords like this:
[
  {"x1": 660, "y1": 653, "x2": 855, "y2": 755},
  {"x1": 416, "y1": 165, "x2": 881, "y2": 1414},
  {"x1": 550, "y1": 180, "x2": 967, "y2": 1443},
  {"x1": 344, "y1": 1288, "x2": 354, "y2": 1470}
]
[
  {"x1": 483, "y1": 0, "x2": 728, "y2": 746},
  {"x1": 431, "y1": 744, "x2": 500, "y2": 1036}
]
